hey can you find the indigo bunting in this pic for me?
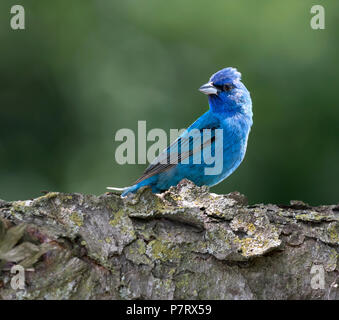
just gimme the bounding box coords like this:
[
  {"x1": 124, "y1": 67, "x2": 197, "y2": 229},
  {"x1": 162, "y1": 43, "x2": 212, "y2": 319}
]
[{"x1": 108, "y1": 67, "x2": 253, "y2": 196}]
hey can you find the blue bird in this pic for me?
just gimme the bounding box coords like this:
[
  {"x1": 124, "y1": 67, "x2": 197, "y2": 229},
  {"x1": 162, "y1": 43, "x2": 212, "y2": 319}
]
[{"x1": 108, "y1": 67, "x2": 253, "y2": 196}]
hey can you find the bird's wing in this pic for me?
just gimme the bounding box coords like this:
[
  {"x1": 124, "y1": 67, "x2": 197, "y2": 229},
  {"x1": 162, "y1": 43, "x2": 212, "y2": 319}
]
[{"x1": 135, "y1": 112, "x2": 220, "y2": 184}]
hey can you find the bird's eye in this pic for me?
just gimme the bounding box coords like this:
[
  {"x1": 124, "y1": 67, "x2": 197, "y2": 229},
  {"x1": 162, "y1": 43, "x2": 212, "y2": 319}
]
[{"x1": 223, "y1": 84, "x2": 233, "y2": 91}]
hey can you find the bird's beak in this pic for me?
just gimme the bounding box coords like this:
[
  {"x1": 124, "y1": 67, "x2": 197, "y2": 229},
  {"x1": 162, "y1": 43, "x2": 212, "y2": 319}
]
[{"x1": 199, "y1": 82, "x2": 218, "y2": 95}]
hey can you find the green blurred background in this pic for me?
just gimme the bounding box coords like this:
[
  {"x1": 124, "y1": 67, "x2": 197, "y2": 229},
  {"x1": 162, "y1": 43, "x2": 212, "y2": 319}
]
[{"x1": 0, "y1": 0, "x2": 338, "y2": 205}]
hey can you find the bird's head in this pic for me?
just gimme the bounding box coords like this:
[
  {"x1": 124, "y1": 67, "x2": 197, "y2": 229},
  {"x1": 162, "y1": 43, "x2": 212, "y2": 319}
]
[{"x1": 199, "y1": 67, "x2": 252, "y2": 116}]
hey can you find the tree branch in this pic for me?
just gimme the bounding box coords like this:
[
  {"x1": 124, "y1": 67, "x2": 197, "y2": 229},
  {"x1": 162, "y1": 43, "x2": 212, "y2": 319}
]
[{"x1": 0, "y1": 180, "x2": 338, "y2": 299}]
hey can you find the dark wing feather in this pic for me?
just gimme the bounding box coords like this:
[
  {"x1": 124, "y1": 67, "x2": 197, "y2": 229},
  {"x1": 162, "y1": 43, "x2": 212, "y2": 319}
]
[{"x1": 135, "y1": 113, "x2": 220, "y2": 184}]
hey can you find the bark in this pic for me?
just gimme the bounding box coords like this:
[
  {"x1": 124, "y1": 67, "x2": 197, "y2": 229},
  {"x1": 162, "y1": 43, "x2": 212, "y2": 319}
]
[{"x1": 0, "y1": 180, "x2": 338, "y2": 300}]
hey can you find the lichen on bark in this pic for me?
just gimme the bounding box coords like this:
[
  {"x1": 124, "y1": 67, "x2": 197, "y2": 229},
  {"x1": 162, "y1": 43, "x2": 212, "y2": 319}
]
[{"x1": 0, "y1": 179, "x2": 338, "y2": 299}]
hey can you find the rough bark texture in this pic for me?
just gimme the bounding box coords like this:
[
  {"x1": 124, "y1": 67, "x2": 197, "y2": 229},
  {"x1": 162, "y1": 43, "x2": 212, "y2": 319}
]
[{"x1": 0, "y1": 180, "x2": 338, "y2": 300}]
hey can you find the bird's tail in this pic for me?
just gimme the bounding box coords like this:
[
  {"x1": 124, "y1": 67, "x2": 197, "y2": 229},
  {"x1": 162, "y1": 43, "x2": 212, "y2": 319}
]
[
  {"x1": 106, "y1": 186, "x2": 128, "y2": 193},
  {"x1": 106, "y1": 184, "x2": 139, "y2": 197}
]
